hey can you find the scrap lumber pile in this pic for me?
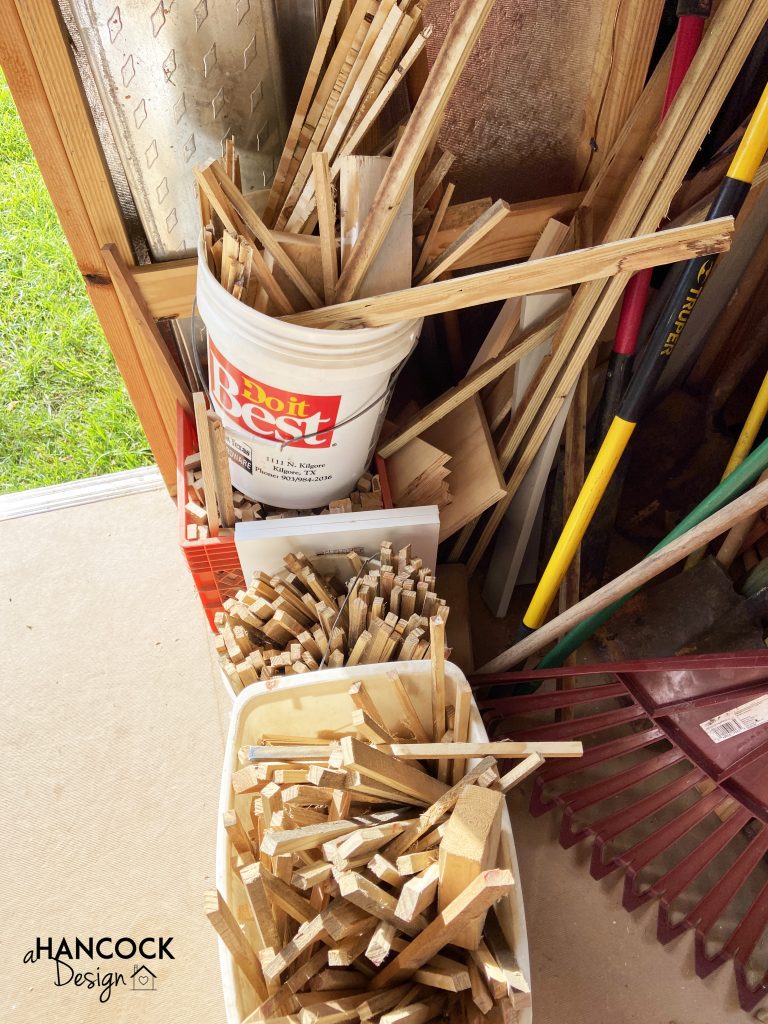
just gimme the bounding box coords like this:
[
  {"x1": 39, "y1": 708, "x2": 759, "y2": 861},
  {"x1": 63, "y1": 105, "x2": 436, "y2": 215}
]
[
  {"x1": 184, "y1": 393, "x2": 383, "y2": 541},
  {"x1": 192, "y1": 0, "x2": 729, "y2": 331},
  {"x1": 214, "y1": 543, "x2": 450, "y2": 693},
  {"x1": 206, "y1": 649, "x2": 583, "y2": 1022}
]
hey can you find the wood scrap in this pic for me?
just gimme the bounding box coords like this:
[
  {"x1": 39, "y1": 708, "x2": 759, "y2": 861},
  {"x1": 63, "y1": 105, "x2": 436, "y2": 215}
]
[
  {"x1": 213, "y1": 546, "x2": 450, "y2": 690},
  {"x1": 210, "y1": 668, "x2": 560, "y2": 1018}
]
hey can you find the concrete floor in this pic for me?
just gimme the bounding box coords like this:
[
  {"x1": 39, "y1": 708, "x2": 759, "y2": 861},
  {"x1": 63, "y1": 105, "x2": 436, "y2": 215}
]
[{"x1": 0, "y1": 487, "x2": 756, "y2": 1022}]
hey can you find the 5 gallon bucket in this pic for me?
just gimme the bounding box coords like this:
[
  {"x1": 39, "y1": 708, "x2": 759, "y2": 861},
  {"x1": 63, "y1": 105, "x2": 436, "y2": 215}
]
[{"x1": 196, "y1": 240, "x2": 421, "y2": 509}]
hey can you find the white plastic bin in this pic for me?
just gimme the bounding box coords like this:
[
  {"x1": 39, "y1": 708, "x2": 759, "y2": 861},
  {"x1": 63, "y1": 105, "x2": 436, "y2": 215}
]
[{"x1": 215, "y1": 660, "x2": 532, "y2": 1023}]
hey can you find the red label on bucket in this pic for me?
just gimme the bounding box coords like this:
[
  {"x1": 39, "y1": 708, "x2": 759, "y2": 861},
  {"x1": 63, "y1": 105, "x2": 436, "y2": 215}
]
[{"x1": 208, "y1": 337, "x2": 341, "y2": 449}]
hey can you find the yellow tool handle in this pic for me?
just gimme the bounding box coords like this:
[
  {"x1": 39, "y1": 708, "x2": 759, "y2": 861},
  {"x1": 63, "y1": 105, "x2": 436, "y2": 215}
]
[
  {"x1": 727, "y1": 82, "x2": 768, "y2": 183},
  {"x1": 522, "y1": 416, "x2": 636, "y2": 630}
]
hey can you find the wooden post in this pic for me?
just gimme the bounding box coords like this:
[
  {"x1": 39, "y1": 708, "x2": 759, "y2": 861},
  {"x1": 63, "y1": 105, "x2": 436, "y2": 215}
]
[{"x1": 1, "y1": 1, "x2": 178, "y2": 488}]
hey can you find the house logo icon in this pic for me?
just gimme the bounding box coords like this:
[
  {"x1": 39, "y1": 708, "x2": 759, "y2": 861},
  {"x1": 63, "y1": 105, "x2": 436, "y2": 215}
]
[{"x1": 131, "y1": 964, "x2": 157, "y2": 991}]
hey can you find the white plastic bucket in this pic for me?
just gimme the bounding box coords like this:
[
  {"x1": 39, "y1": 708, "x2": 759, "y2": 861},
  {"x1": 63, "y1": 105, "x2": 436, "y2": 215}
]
[{"x1": 196, "y1": 240, "x2": 421, "y2": 508}]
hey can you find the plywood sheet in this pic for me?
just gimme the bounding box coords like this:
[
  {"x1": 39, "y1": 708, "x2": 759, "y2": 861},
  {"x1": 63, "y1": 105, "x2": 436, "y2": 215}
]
[
  {"x1": 425, "y1": 0, "x2": 609, "y2": 203},
  {"x1": 424, "y1": 396, "x2": 506, "y2": 541}
]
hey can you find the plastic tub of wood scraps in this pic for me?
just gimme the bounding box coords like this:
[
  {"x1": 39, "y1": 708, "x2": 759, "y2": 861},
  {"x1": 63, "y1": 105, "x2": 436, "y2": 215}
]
[{"x1": 214, "y1": 660, "x2": 532, "y2": 1023}]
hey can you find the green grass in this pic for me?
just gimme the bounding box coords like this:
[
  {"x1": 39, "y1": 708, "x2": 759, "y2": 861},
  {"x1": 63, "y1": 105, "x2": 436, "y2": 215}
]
[{"x1": 0, "y1": 69, "x2": 151, "y2": 493}]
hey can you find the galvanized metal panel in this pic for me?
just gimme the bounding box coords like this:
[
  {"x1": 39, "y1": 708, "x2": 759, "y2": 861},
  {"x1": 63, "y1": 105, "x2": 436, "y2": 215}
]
[{"x1": 68, "y1": 0, "x2": 295, "y2": 259}]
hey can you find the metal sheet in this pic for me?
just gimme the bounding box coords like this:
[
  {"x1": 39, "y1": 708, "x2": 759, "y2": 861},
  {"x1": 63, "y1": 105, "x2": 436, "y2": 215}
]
[{"x1": 68, "y1": 0, "x2": 295, "y2": 259}]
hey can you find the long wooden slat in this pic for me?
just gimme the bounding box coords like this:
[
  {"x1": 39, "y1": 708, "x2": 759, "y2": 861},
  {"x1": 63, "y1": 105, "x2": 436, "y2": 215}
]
[
  {"x1": 334, "y1": 0, "x2": 500, "y2": 302},
  {"x1": 463, "y1": 0, "x2": 765, "y2": 571},
  {"x1": 102, "y1": 245, "x2": 192, "y2": 415},
  {"x1": 478, "y1": 473, "x2": 768, "y2": 672},
  {"x1": 263, "y1": 0, "x2": 347, "y2": 226},
  {"x1": 288, "y1": 218, "x2": 734, "y2": 329}
]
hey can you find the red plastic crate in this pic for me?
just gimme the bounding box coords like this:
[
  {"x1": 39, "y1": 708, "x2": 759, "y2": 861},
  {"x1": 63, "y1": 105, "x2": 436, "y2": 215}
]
[
  {"x1": 177, "y1": 404, "x2": 245, "y2": 629},
  {"x1": 177, "y1": 404, "x2": 393, "y2": 629}
]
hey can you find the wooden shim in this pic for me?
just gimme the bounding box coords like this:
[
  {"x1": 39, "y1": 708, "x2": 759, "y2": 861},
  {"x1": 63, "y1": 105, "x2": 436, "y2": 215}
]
[
  {"x1": 498, "y1": 754, "x2": 545, "y2": 793},
  {"x1": 395, "y1": 862, "x2": 440, "y2": 923},
  {"x1": 478, "y1": 473, "x2": 768, "y2": 672},
  {"x1": 334, "y1": 0, "x2": 499, "y2": 301},
  {"x1": 369, "y1": 870, "x2": 514, "y2": 988},
  {"x1": 379, "y1": 742, "x2": 582, "y2": 759},
  {"x1": 205, "y1": 889, "x2": 267, "y2": 999},
  {"x1": 288, "y1": 218, "x2": 734, "y2": 328},
  {"x1": 340, "y1": 737, "x2": 449, "y2": 804},
  {"x1": 193, "y1": 392, "x2": 220, "y2": 536},
  {"x1": 424, "y1": 397, "x2": 506, "y2": 542},
  {"x1": 313, "y1": 152, "x2": 339, "y2": 304},
  {"x1": 416, "y1": 201, "x2": 510, "y2": 285},
  {"x1": 438, "y1": 787, "x2": 504, "y2": 949}
]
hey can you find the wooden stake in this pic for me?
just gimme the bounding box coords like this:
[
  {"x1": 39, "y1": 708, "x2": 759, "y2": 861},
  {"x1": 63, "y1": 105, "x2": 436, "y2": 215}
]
[
  {"x1": 313, "y1": 152, "x2": 339, "y2": 303},
  {"x1": 334, "y1": 0, "x2": 500, "y2": 302}
]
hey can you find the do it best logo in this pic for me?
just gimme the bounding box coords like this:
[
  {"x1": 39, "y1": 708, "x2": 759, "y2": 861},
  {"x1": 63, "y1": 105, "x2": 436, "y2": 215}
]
[
  {"x1": 209, "y1": 338, "x2": 341, "y2": 449},
  {"x1": 23, "y1": 935, "x2": 173, "y2": 1003}
]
